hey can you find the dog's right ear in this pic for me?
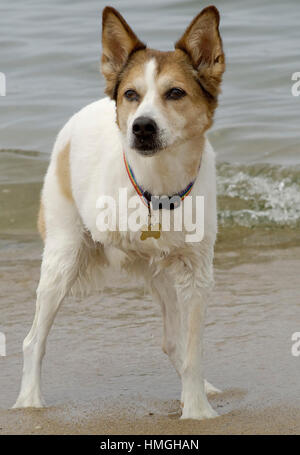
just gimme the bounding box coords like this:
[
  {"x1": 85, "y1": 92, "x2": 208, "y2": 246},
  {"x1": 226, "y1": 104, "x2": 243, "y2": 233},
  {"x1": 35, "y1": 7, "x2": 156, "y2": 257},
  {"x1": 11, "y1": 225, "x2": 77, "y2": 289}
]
[{"x1": 101, "y1": 7, "x2": 146, "y2": 98}]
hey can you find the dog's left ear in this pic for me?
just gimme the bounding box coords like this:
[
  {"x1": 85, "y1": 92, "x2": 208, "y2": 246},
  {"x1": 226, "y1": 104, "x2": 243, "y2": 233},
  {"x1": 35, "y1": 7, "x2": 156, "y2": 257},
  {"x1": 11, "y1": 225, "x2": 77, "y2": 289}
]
[
  {"x1": 101, "y1": 7, "x2": 146, "y2": 98},
  {"x1": 175, "y1": 6, "x2": 225, "y2": 98}
]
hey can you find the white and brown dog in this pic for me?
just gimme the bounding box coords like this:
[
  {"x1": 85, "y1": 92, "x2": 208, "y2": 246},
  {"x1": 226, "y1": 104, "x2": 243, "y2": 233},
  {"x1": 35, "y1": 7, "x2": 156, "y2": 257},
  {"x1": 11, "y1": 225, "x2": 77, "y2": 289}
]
[{"x1": 14, "y1": 6, "x2": 225, "y2": 420}]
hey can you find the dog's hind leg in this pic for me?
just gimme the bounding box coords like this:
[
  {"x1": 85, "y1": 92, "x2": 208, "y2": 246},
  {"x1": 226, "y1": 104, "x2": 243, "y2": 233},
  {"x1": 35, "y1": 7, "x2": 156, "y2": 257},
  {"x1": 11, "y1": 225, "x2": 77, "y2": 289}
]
[
  {"x1": 150, "y1": 273, "x2": 182, "y2": 372},
  {"x1": 204, "y1": 379, "x2": 222, "y2": 395}
]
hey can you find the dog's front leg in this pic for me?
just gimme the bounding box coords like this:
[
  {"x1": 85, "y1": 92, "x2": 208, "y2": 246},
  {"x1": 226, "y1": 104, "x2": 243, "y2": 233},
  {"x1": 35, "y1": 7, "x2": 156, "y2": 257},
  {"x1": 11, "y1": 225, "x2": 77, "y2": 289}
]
[
  {"x1": 151, "y1": 270, "x2": 218, "y2": 420},
  {"x1": 177, "y1": 286, "x2": 218, "y2": 420}
]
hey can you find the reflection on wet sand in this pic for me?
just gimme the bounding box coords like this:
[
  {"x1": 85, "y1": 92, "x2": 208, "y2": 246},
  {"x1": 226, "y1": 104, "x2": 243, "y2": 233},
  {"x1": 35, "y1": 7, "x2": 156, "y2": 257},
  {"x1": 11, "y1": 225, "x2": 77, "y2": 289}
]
[{"x1": 0, "y1": 232, "x2": 299, "y2": 434}]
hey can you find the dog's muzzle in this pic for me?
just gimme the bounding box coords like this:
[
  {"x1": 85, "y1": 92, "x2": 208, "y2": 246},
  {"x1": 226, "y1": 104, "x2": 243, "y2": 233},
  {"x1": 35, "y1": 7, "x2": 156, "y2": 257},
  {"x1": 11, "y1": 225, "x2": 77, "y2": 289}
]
[{"x1": 132, "y1": 116, "x2": 161, "y2": 155}]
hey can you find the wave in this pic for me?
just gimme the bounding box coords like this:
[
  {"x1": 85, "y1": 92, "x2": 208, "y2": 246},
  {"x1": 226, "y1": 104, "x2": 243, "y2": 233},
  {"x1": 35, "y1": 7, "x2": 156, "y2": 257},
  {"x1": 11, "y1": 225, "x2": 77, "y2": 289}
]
[
  {"x1": 0, "y1": 149, "x2": 299, "y2": 232},
  {"x1": 217, "y1": 162, "x2": 300, "y2": 229}
]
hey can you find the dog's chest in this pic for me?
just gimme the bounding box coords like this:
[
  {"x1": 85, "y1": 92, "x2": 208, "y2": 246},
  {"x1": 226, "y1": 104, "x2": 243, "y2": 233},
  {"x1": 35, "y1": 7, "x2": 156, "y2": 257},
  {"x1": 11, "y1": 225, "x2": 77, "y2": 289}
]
[
  {"x1": 73, "y1": 160, "x2": 191, "y2": 255},
  {"x1": 86, "y1": 206, "x2": 188, "y2": 256}
]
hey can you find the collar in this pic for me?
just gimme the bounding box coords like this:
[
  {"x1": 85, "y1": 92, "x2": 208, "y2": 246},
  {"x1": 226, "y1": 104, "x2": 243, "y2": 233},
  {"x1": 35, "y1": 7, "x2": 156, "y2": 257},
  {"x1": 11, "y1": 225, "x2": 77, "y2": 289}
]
[{"x1": 123, "y1": 151, "x2": 200, "y2": 210}]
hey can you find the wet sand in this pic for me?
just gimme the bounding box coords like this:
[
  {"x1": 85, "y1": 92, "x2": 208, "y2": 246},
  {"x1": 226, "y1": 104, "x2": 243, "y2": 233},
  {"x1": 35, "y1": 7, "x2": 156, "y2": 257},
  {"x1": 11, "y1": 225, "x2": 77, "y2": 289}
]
[
  {"x1": 0, "y1": 236, "x2": 300, "y2": 435},
  {"x1": 1, "y1": 401, "x2": 300, "y2": 435}
]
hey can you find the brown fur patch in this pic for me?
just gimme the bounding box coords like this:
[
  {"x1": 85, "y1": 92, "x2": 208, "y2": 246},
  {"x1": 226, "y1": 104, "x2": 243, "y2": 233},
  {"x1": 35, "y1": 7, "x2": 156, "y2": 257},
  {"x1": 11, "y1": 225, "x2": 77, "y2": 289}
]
[
  {"x1": 56, "y1": 142, "x2": 73, "y2": 201},
  {"x1": 106, "y1": 6, "x2": 225, "y2": 104},
  {"x1": 101, "y1": 7, "x2": 146, "y2": 98},
  {"x1": 37, "y1": 201, "x2": 46, "y2": 241},
  {"x1": 116, "y1": 49, "x2": 217, "y2": 142},
  {"x1": 175, "y1": 6, "x2": 225, "y2": 99},
  {"x1": 102, "y1": 7, "x2": 225, "y2": 189},
  {"x1": 115, "y1": 48, "x2": 217, "y2": 186}
]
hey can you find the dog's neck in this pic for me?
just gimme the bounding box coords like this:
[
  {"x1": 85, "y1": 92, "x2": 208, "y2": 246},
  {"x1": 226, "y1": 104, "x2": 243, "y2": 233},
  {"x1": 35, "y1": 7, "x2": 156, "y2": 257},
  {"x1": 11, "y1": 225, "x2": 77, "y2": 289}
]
[{"x1": 123, "y1": 136, "x2": 205, "y2": 196}]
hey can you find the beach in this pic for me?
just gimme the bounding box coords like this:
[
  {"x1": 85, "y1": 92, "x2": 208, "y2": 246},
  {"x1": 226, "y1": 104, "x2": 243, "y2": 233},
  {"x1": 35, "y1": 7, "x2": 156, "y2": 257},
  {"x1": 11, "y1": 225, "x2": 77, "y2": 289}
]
[
  {"x1": 0, "y1": 0, "x2": 300, "y2": 435},
  {"x1": 1, "y1": 228, "x2": 299, "y2": 434}
]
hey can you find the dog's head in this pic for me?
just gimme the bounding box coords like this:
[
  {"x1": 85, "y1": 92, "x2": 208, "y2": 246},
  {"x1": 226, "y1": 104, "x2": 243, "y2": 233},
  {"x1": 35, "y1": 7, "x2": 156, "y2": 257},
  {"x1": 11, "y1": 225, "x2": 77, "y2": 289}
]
[{"x1": 101, "y1": 6, "x2": 225, "y2": 156}]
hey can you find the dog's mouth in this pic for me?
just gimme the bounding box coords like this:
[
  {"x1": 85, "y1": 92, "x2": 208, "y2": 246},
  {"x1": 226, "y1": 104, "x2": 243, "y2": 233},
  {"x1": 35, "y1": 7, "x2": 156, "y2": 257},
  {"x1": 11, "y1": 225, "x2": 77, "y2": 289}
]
[{"x1": 133, "y1": 140, "x2": 163, "y2": 156}]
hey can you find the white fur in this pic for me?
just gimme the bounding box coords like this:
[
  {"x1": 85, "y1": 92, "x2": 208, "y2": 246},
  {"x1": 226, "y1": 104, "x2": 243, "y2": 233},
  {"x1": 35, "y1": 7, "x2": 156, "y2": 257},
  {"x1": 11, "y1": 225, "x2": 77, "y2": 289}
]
[
  {"x1": 13, "y1": 60, "x2": 220, "y2": 419},
  {"x1": 127, "y1": 59, "x2": 173, "y2": 150}
]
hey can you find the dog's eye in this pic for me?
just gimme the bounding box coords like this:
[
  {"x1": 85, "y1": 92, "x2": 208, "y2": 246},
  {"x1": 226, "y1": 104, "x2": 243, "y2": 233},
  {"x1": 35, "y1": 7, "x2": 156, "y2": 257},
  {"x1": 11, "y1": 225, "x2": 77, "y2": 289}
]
[
  {"x1": 165, "y1": 87, "x2": 186, "y2": 100},
  {"x1": 124, "y1": 89, "x2": 139, "y2": 102}
]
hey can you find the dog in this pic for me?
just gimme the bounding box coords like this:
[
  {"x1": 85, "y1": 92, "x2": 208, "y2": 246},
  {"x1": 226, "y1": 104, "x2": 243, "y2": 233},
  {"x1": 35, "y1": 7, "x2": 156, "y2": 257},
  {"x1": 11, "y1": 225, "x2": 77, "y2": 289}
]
[{"x1": 13, "y1": 5, "x2": 225, "y2": 420}]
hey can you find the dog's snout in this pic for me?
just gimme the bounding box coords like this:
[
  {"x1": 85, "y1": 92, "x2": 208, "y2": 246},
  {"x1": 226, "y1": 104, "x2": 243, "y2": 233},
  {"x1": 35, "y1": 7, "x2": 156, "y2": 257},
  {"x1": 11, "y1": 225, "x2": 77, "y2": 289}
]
[
  {"x1": 131, "y1": 116, "x2": 161, "y2": 154},
  {"x1": 132, "y1": 116, "x2": 157, "y2": 137}
]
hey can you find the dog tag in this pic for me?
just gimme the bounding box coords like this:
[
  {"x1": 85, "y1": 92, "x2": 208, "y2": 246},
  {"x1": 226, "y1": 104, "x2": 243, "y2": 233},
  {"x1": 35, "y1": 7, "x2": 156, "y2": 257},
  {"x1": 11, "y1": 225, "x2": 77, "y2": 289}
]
[{"x1": 140, "y1": 223, "x2": 161, "y2": 241}]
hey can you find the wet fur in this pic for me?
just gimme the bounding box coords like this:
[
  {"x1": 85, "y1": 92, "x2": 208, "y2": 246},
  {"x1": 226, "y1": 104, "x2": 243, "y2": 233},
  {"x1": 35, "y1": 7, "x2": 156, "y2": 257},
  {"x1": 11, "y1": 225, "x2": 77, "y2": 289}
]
[{"x1": 14, "y1": 6, "x2": 225, "y2": 420}]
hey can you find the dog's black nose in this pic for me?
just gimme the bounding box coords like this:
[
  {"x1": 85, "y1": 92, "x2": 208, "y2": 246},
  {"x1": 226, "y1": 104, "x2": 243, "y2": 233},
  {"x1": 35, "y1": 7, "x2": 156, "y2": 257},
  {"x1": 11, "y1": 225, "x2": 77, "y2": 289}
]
[{"x1": 132, "y1": 116, "x2": 157, "y2": 138}]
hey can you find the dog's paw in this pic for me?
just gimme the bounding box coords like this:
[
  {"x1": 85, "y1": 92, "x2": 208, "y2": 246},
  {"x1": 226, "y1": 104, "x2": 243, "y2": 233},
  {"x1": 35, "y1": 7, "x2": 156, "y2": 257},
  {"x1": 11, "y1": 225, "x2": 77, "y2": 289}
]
[
  {"x1": 12, "y1": 393, "x2": 46, "y2": 409},
  {"x1": 204, "y1": 379, "x2": 222, "y2": 396},
  {"x1": 180, "y1": 402, "x2": 218, "y2": 420}
]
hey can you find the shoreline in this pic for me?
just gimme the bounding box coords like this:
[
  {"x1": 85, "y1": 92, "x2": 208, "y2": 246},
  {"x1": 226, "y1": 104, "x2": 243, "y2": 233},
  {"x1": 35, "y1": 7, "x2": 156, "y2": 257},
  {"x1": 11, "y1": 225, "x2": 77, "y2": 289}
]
[
  {"x1": 0, "y1": 238, "x2": 299, "y2": 435},
  {"x1": 1, "y1": 399, "x2": 300, "y2": 435}
]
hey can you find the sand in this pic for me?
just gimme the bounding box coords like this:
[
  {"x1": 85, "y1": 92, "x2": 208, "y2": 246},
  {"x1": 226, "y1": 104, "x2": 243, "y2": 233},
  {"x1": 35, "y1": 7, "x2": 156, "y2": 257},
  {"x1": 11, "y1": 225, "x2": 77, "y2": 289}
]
[
  {"x1": 1, "y1": 397, "x2": 300, "y2": 435},
  {"x1": 0, "y1": 236, "x2": 299, "y2": 435}
]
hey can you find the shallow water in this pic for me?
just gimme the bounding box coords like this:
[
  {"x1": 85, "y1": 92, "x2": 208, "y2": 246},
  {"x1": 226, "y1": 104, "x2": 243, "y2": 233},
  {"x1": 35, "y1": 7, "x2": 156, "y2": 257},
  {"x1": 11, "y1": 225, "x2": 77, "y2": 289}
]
[
  {"x1": 1, "y1": 0, "x2": 300, "y2": 233},
  {"x1": 0, "y1": 0, "x2": 299, "y2": 427},
  {"x1": 0, "y1": 240, "x2": 299, "y2": 422}
]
